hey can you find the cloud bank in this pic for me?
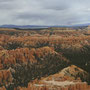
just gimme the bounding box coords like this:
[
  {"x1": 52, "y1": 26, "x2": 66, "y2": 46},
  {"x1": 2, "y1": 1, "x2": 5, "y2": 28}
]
[{"x1": 0, "y1": 0, "x2": 90, "y2": 25}]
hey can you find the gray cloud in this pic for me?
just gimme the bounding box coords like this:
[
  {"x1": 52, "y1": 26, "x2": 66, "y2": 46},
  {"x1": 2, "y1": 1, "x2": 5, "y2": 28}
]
[{"x1": 0, "y1": 0, "x2": 90, "y2": 25}]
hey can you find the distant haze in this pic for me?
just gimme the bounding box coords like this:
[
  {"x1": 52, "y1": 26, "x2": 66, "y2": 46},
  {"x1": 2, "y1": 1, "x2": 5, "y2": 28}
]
[{"x1": 0, "y1": 0, "x2": 90, "y2": 25}]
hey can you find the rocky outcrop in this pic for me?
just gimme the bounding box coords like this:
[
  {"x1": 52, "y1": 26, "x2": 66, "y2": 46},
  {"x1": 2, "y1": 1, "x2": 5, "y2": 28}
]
[{"x1": 42, "y1": 65, "x2": 89, "y2": 82}]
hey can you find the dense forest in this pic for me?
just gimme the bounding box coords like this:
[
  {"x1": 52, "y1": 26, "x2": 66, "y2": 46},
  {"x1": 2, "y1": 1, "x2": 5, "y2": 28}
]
[{"x1": 0, "y1": 27, "x2": 90, "y2": 90}]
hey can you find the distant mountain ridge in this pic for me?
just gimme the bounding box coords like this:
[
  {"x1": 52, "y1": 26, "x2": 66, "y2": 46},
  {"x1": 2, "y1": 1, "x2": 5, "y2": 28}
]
[
  {"x1": 0, "y1": 25, "x2": 49, "y2": 29},
  {"x1": 0, "y1": 23, "x2": 90, "y2": 29}
]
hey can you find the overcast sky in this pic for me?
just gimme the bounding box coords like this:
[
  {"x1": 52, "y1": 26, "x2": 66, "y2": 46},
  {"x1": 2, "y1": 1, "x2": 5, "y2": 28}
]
[{"x1": 0, "y1": 0, "x2": 90, "y2": 25}]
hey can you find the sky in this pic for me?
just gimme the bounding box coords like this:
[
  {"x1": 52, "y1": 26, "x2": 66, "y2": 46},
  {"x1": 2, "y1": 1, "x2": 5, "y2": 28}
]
[{"x1": 0, "y1": 0, "x2": 90, "y2": 25}]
